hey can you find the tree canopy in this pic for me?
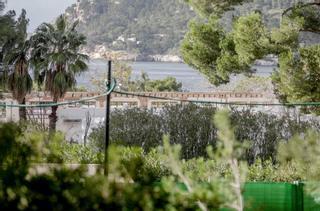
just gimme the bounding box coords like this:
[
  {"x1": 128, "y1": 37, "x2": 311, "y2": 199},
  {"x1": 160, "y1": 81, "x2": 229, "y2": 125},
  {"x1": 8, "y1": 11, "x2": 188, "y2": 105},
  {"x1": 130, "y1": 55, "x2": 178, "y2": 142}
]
[
  {"x1": 0, "y1": 1, "x2": 16, "y2": 57},
  {"x1": 30, "y1": 15, "x2": 88, "y2": 132},
  {"x1": 4, "y1": 9, "x2": 32, "y2": 120},
  {"x1": 181, "y1": 0, "x2": 320, "y2": 113},
  {"x1": 184, "y1": 0, "x2": 250, "y2": 17}
]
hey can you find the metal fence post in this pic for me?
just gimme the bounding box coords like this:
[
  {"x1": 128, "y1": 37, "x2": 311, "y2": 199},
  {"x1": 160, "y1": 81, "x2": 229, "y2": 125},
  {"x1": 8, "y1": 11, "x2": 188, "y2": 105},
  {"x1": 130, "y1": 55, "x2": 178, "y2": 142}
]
[{"x1": 104, "y1": 60, "x2": 112, "y2": 176}]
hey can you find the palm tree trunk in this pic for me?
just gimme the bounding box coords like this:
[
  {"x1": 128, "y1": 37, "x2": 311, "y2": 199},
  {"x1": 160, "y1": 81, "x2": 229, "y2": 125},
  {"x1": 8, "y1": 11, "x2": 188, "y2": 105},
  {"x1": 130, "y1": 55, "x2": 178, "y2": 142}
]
[
  {"x1": 19, "y1": 98, "x2": 27, "y2": 121},
  {"x1": 49, "y1": 104, "x2": 58, "y2": 134}
]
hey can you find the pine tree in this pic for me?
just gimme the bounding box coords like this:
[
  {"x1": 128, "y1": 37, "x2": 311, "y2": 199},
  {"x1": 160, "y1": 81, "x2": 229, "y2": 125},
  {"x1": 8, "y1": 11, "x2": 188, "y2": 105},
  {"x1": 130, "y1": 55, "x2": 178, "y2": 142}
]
[{"x1": 181, "y1": 0, "x2": 320, "y2": 113}]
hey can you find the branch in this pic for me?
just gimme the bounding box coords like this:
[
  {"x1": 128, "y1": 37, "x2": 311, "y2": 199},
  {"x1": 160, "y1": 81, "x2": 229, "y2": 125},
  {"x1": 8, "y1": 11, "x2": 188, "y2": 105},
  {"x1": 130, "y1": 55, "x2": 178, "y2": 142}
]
[
  {"x1": 300, "y1": 28, "x2": 320, "y2": 35},
  {"x1": 282, "y1": 2, "x2": 320, "y2": 17}
]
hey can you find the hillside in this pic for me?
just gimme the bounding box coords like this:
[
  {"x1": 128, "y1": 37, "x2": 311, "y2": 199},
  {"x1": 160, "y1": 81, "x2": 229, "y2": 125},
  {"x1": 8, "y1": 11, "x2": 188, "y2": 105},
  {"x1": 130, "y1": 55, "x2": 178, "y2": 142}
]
[
  {"x1": 65, "y1": 0, "x2": 318, "y2": 60},
  {"x1": 65, "y1": 0, "x2": 194, "y2": 60}
]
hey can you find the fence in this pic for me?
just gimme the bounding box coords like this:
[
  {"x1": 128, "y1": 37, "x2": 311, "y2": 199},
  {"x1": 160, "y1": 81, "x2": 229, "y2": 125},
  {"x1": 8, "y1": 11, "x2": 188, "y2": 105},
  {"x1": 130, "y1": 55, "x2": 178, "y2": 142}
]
[
  {"x1": 171, "y1": 181, "x2": 320, "y2": 210},
  {"x1": 243, "y1": 182, "x2": 318, "y2": 211}
]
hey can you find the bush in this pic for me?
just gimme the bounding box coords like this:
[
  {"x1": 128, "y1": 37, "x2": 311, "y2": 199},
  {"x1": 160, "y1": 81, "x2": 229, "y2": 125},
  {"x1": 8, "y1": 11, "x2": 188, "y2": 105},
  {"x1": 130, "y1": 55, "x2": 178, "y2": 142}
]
[
  {"x1": 229, "y1": 108, "x2": 320, "y2": 163},
  {"x1": 90, "y1": 108, "x2": 164, "y2": 152},
  {"x1": 89, "y1": 105, "x2": 320, "y2": 162},
  {"x1": 0, "y1": 123, "x2": 228, "y2": 210},
  {"x1": 0, "y1": 112, "x2": 318, "y2": 210}
]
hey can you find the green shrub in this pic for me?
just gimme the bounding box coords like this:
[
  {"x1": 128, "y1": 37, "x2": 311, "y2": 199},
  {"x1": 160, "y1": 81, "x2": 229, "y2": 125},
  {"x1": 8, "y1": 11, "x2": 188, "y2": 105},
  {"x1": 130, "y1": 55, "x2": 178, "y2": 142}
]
[
  {"x1": 229, "y1": 108, "x2": 320, "y2": 163},
  {"x1": 247, "y1": 159, "x2": 302, "y2": 182},
  {"x1": 52, "y1": 142, "x2": 104, "y2": 164},
  {"x1": 90, "y1": 108, "x2": 164, "y2": 152},
  {"x1": 0, "y1": 123, "x2": 228, "y2": 210},
  {"x1": 0, "y1": 113, "x2": 318, "y2": 210},
  {"x1": 90, "y1": 105, "x2": 320, "y2": 162}
]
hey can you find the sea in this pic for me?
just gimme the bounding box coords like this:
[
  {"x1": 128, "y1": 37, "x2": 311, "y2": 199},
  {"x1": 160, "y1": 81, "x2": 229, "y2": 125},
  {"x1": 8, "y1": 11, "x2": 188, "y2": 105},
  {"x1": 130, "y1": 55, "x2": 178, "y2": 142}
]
[{"x1": 76, "y1": 59, "x2": 276, "y2": 92}]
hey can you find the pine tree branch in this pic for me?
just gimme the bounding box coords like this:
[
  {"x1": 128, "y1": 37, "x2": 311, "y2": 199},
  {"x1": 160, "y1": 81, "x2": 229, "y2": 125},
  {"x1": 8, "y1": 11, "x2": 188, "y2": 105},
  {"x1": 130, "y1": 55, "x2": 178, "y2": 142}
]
[
  {"x1": 282, "y1": 2, "x2": 320, "y2": 17},
  {"x1": 299, "y1": 28, "x2": 320, "y2": 35}
]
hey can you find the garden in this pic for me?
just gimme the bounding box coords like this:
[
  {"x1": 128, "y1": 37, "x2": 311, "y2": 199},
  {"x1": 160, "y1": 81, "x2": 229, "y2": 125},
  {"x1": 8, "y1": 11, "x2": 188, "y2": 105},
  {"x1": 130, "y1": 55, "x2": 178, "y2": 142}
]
[
  {"x1": 2, "y1": 0, "x2": 320, "y2": 210},
  {"x1": 1, "y1": 105, "x2": 320, "y2": 210}
]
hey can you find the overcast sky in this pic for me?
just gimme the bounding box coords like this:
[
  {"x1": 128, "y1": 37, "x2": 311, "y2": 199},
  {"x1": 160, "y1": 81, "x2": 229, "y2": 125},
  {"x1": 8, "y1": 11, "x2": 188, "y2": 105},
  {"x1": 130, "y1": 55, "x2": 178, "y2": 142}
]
[{"x1": 5, "y1": 0, "x2": 77, "y2": 32}]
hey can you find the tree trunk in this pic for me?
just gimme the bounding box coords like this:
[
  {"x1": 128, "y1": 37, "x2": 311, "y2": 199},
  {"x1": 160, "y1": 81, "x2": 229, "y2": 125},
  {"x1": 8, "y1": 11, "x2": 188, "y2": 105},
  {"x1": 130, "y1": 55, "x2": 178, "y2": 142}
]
[
  {"x1": 19, "y1": 98, "x2": 27, "y2": 121},
  {"x1": 49, "y1": 104, "x2": 58, "y2": 134}
]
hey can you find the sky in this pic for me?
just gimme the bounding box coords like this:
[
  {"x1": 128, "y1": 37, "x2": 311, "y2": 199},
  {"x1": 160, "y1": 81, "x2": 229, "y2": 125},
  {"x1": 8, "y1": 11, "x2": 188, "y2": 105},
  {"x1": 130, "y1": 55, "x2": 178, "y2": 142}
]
[{"x1": 5, "y1": 0, "x2": 77, "y2": 32}]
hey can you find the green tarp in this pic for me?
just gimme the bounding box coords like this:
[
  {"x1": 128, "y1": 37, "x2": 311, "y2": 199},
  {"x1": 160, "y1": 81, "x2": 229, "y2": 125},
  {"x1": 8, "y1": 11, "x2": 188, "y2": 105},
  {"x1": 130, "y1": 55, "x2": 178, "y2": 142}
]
[
  {"x1": 166, "y1": 182, "x2": 320, "y2": 210},
  {"x1": 244, "y1": 182, "x2": 303, "y2": 211}
]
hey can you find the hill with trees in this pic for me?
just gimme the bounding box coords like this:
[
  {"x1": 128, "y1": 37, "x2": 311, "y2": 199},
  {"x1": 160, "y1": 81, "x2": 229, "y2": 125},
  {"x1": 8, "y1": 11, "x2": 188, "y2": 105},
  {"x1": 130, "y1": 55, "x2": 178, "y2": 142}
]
[
  {"x1": 65, "y1": 0, "x2": 318, "y2": 60},
  {"x1": 65, "y1": 0, "x2": 194, "y2": 60}
]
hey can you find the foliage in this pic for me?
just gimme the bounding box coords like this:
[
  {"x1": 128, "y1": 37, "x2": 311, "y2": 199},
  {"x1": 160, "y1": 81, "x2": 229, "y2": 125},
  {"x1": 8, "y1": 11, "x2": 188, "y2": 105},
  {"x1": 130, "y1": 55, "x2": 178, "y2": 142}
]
[
  {"x1": 0, "y1": 1, "x2": 15, "y2": 47},
  {"x1": 144, "y1": 77, "x2": 182, "y2": 92},
  {"x1": 66, "y1": 0, "x2": 307, "y2": 56},
  {"x1": 232, "y1": 76, "x2": 273, "y2": 93},
  {"x1": 89, "y1": 105, "x2": 217, "y2": 159},
  {"x1": 90, "y1": 61, "x2": 182, "y2": 92},
  {"x1": 0, "y1": 122, "x2": 230, "y2": 210},
  {"x1": 30, "y1": 15, "x2": 89, "y2": 132},
  {"x1": 161, "y1": 136, "x2": 222, "y2": 211},
  {"x1": 181, "y1": 12, "x2": 276, "y2": 85},
  {"x1": 284, "y1": 2, "x2": 320, "y2": 34},
  {"x1": 277, "y1": 130, "x2": 320, "y2": 203},
  {"x1": 90, "y1": 108, "x2": 164, "y2": 152},
  {"x1": 0, "y1": 0, "x2": 4, "y2": 12},
  {"x1": 91, "y1": 61, "x2": 132, "y2": 92},
  {"x1": 181, "y1": 16, "x2": 227, "y2": 85},
  {"x1": 212, "y1": 110, "x2": 248, "y2": 211},
  {"x1": 52, "y1": 142, "x2": 103, "y2": 164},
  {"x1": 247, "y1": 159, "x2": 302, "y2": 182},
  {"x1": 0, "y1": 6, "x2": 22, "y2": 91},
  {"x1": 109, "y1": 146, "x2": 171, "y2": 183},
  {"x1": 89, "y1": 105, "x2": 320, "y2": 162},
  {"x1": 2, "y1": 9, "x2": 32, "y2": 121},
  {"x1": 181, "y1": 0, "x2": 320, "y2": 114},
  {"x1": 184, "y1": 0, "x2": 250, "y2": 18},
  {"x1": 272, "y1": 45, "x2": 320, "y2": 114},
  {"x1": 1, "y1": 113, "x2": 320, "y2": 209},
  {"x1": 66, "y1": 0, "x2": 194, "y2": 55},
  {"x1": 31, "y1": 15, "x2": 88, "y2": 101}
]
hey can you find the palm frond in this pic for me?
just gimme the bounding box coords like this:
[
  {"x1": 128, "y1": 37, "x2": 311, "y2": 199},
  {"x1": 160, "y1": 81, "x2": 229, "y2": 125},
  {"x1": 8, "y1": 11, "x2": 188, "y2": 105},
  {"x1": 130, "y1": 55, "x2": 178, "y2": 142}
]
[{"x1": 30, "y1": 14, "x2": 88, "y2": 101}]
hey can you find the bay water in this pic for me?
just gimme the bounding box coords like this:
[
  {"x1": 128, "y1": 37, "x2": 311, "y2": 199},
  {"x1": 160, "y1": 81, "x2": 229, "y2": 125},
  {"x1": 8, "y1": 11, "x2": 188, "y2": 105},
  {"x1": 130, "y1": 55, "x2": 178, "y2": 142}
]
[{"x1": 76, "y1": 60, "x2": 276, "y2": 92}]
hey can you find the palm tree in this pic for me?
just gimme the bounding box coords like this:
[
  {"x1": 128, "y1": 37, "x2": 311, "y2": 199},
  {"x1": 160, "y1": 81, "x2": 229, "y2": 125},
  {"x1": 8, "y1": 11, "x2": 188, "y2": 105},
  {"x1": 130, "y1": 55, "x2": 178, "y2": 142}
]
[
  {"x1": 3, "y1": 9, "x2": 32, "y2": 121},
  {"x1": 31, "y1": 15, "x2": 88, "y2": 132}
]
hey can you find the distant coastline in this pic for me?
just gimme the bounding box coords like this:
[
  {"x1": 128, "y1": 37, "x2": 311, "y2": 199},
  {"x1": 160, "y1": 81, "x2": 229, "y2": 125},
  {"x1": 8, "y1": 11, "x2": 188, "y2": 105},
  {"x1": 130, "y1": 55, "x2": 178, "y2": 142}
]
[
  {"x1": 83, "y1": 46, "x2": 183, "y2": 63},
  {"x1": 83, "y1": 45, "x2": 278, "y2": 65}
]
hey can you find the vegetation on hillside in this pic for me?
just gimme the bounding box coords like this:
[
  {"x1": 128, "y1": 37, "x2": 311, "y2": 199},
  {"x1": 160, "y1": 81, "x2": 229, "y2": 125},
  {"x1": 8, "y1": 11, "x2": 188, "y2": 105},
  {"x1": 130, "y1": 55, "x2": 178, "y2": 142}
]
[
  {"x1": 66, "y1": 0, "x2": 194, "y2": 55},
  {"x1": 66, "y1": 0, "x2": 316, "y2": 56}
]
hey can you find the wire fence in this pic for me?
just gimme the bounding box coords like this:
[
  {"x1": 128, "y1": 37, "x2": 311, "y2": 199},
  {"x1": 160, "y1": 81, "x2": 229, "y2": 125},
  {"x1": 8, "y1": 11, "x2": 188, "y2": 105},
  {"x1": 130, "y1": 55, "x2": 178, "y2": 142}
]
[
  {"x1": 0, "y1": 79, "x2": 117, "y2": 108},
  {"x1": 1, "y1": 78, "x2": 320, "y2": 108},
  {"x1": 1, "y1": 76, "x2": 320, "y2": 141}
]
